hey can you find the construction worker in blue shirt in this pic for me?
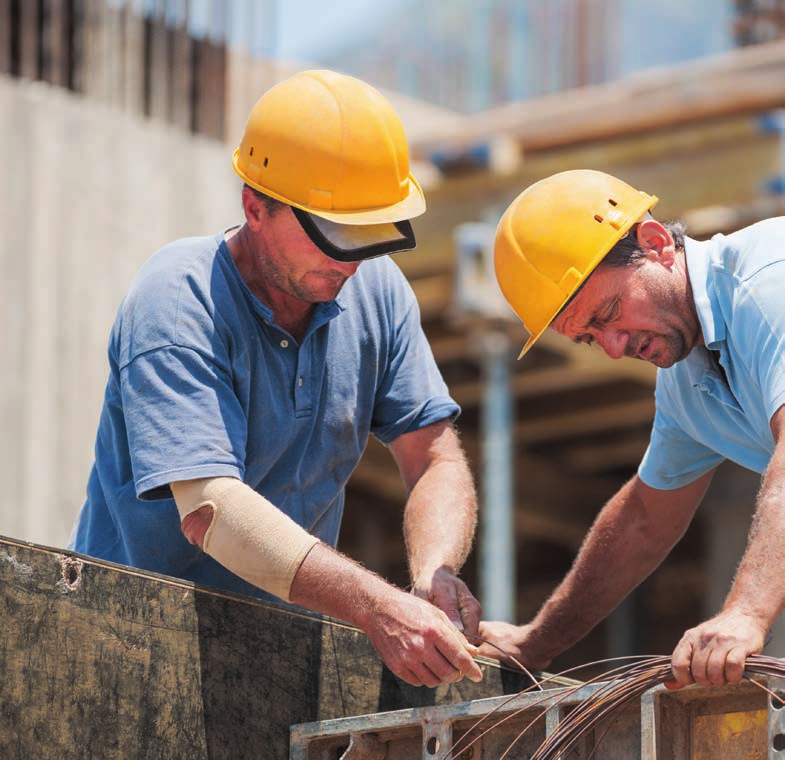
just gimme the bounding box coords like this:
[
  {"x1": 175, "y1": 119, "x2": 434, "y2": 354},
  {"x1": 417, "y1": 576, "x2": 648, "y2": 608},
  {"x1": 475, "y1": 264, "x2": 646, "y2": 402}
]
[{"x1": 70, "y1": 69, "x2": 482, "y2": 688}]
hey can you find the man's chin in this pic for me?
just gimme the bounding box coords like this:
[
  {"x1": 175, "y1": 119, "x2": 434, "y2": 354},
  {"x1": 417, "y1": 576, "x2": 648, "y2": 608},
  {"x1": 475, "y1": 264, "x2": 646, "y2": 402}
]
[{"x1": 651, "y1": 349, "x2": 688, "y2": 369}]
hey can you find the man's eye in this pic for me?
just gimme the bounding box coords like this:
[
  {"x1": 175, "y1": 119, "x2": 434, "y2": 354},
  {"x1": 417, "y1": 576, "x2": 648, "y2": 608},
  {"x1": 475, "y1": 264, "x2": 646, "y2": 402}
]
[{"x1": 600, "y1": 303, "x2": 619, "y2": 323}]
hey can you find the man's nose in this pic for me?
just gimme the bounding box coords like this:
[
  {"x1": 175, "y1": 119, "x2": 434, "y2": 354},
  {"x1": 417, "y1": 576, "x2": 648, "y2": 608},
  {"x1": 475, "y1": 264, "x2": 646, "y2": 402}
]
[{"x1": 596, "y1": 329, "x2": 627, "y2": 360}]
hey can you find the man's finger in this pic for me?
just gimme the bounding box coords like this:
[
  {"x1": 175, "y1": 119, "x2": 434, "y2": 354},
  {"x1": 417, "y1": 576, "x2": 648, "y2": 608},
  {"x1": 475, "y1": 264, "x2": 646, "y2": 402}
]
[
  {"x1": 670, "y1": 639, "x2": 696, "y2": 687},
  {"x1": 437, "y1": 636, "x2": 483, "y2": 683},
  {"x1": 445, "y1": 606, "x2": 464, "y2": 632},
  {"x1": 457, "y1": 595, "x2": 481, "y2": 637}
]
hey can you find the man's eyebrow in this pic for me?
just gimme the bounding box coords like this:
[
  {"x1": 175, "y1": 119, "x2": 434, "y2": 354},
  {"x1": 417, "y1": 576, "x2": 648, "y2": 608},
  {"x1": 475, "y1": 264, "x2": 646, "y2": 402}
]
[{"x1": 571, "y1": 296, "x2": 618, "y2": 336}]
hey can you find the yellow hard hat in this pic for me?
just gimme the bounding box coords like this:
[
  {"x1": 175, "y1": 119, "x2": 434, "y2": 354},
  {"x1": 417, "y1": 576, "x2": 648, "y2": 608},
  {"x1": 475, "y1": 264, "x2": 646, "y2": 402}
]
[
  {"x1": 232, "y1": 69, "x2": 425, "y2": 226},
  {"x1": 494, "y1": 169, "x2": 658, "y2": 358}
]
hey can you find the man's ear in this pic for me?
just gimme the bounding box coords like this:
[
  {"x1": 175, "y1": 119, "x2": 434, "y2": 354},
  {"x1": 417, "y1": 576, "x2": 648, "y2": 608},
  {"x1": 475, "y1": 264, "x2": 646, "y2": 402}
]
[
  {"x1": 636, "y1": 218, "x2": 675, "y2": 267},
  {"x1": 241, "y1": 186, "x2": 264, "y2": 231}
]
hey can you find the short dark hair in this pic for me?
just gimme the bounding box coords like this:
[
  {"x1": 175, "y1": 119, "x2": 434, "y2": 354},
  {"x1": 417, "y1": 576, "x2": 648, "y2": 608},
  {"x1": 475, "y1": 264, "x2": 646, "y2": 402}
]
[{"x1": 243, "y1": 183, "x2": 287, "y2": 215}]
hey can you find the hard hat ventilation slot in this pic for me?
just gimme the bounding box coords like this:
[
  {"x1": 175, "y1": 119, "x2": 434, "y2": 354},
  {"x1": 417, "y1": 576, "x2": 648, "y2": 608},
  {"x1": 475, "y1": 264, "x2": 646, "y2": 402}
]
[
  {"x1": 608, "y1": 198, "x2": 618, "y2": 206},
  {"x1": 249, "y1": 147, "x2": 253, "y2": 156},
  {"x1": 264, "y1": 157, "x2": 269, "y2": 167},
  {"x1": 594, "y1": 214, "x2": 604, "y2": 223}
]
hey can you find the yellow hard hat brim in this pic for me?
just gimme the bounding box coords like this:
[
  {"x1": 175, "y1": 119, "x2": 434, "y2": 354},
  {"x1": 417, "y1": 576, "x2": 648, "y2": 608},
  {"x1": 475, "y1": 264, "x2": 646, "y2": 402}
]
[{"x1": 517, "y1": 333, "x2": 539, "y2": 360}]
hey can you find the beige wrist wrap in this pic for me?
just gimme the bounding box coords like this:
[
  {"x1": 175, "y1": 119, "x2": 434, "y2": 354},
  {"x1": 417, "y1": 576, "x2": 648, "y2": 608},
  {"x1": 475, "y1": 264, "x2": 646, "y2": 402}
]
[{"x1": 171, "y1": 477, "x2": 319, "y2": 602}]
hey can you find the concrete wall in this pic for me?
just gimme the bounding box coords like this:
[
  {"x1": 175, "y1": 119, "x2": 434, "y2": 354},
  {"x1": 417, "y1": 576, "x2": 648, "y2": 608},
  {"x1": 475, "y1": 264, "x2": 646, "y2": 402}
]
[{"x1": 0, "y1": 74, "x2": 241, "y2": 548}]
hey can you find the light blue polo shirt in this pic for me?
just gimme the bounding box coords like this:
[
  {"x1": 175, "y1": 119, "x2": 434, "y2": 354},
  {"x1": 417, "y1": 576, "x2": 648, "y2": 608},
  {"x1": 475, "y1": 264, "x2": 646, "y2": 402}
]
[
  {"x1": 639, "y1": 217, "x2": 785, "y2": 489},
  {"x1": 69, "y1": 231, "x2": 459, "y2": 601}
]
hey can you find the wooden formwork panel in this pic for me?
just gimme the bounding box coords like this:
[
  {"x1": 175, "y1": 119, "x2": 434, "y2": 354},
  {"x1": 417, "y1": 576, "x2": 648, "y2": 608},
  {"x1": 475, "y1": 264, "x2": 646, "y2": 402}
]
[{"x1": 0, "y1": 536, "x2": 532, "y2": 759}]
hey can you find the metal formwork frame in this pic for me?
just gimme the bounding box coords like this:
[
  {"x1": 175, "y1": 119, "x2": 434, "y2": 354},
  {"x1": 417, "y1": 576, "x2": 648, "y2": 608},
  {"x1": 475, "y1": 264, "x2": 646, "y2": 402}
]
[{"x1": 291, "y1": 676, "x2": 785, "y2": 759}]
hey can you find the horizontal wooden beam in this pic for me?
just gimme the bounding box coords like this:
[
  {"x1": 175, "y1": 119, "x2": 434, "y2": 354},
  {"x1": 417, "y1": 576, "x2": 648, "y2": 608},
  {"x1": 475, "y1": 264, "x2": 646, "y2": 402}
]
[
  {"x1": 412, "y1": 39, "x2": 785, "y2": 156},
  {"x1": 515, "y1": 398, "x2": 655, "y2": 445},
  {"x1": 562, "y1": 434, "x2": 652, "y2": 475},
  {"x1": 516, "y1": 508, "x2": 588, "y2": 552}
]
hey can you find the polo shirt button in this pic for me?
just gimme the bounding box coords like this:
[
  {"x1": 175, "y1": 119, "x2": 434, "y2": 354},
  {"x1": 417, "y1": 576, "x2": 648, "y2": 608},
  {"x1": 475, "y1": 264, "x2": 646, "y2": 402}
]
[{"x1": 280, "y1": 339, "x2": 289, "y2": 348}]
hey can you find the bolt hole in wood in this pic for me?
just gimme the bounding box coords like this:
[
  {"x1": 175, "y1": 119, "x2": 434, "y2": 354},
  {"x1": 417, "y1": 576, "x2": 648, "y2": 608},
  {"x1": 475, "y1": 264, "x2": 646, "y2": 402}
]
[
  {"x1": 61, "y1": 556, "x2": 83, "y2": 590},
  {"x1": 773, "y1": 733, "x2": 785, "y2": 751},
  {"x1": 426, "y1": 735, "x2": 439, "y2": 754},
  {"x1": 773, "y1": 693, "x2": 785, "y2": 710}
]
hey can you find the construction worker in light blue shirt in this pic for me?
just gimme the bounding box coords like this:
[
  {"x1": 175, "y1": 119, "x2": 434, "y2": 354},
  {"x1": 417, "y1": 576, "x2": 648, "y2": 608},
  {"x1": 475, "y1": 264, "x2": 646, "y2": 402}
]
[
  {"x1": 479, "y1": 168, "x2": 785, "y2": 692},
  {"x1": 641, "y1": 219, "x2": 785, "y2": 485}
]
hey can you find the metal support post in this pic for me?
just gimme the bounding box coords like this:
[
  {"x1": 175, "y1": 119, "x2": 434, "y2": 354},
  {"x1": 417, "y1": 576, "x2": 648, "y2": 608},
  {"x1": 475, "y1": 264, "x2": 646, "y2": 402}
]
[
  {"x1": 453, "y1": 222, "x2": 517, "y2": 622},
  {"x1": 478, "y1": 329, "x2": 516, "y2": 622}
]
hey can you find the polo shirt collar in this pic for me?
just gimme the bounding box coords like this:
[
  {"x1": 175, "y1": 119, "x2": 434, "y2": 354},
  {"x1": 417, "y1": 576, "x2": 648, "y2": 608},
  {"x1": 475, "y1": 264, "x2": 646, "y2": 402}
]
[{"x1": 684, "y1": 235, "x2": 725, "y2": 350}]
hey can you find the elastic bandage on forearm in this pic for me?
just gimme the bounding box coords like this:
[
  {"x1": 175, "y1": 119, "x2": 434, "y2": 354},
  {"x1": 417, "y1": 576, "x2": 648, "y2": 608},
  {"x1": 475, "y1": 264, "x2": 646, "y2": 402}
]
[{"x1": 171, "y1": 477, "x2": 318, "y2": 602}]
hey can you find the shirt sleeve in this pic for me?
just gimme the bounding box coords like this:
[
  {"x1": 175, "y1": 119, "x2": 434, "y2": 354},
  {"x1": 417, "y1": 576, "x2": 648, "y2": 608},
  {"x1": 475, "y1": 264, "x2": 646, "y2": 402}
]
[
  {"x1": 638, "y1": 372, "x2": 725, "y2": 490},
  {"x1": 369, "y1": 267, "x2": 459, "y2": 445},
  {"x1": 122, "y1": 344, "x2": 247, "y2": 500}
]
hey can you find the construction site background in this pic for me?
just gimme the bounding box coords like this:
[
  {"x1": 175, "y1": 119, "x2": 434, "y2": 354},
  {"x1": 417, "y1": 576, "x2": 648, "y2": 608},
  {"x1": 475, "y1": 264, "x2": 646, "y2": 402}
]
[{"x1": 4, "y1": 0, "x2": 785, "y2": 678}]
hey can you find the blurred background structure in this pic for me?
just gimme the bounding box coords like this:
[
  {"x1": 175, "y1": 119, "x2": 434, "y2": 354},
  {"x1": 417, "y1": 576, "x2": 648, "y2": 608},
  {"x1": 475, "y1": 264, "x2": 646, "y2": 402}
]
[{"x1": 3, "y1": 0, "x2": 785, "y2": 676}]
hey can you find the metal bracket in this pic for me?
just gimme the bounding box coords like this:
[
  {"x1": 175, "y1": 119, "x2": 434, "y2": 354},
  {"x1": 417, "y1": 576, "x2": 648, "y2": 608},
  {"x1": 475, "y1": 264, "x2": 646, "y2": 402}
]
[{"x1": 339, "y1": 732, "x2": 387, "y2": 760}]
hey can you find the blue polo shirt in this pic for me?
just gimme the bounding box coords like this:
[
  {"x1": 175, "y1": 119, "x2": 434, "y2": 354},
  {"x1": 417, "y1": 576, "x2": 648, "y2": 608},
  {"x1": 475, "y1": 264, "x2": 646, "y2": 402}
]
[
  {"x1": 69, "y1": 231, "x2": 459, "y2": 601},
  {"x1": 639, "y1": 218, "x2": 785, "y2": 489}
]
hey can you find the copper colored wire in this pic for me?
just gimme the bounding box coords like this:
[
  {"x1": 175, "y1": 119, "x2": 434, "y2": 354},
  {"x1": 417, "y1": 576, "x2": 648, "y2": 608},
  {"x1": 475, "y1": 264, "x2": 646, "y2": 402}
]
[
  {"x1": 525, "y1": 654, "x2": 785, "y2": 760},
  {"x1": 447, "y1": 644, "x2": 785, "y2": 760}
]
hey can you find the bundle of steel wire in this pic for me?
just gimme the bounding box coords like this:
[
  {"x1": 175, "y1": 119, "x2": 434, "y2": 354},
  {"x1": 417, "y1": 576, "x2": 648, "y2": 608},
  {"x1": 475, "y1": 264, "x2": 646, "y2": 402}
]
[
  {"x1": 527, "y1": 653, "x2": 785, "y2": 759},
  {"x1": 445, "y1": 651, "x2": 785, "y2": 759}
]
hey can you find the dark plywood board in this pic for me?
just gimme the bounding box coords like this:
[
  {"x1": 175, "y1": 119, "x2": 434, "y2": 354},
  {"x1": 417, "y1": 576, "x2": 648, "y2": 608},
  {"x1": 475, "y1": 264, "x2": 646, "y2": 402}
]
[{"x1": 0, "y1": 536, "x2": 531, "y2": 759}]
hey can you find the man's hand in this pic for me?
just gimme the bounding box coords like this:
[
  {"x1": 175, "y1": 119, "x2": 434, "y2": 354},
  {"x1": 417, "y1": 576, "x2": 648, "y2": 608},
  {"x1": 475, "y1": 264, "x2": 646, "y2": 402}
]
[
  {"x1": 391, "y1": 419, "x2": 481, "y2": 647},
  {"x1": 669, "y1": 610, "x2": 767, "y2": 688},
  {"x1": 411, "y1": 565, "x2": 481, "y2": 638},
  {"x1": 363, "y1": 588, "x2": 483, "y2": 688},
  {"x1": 665, "y1": 406, "x2": 785, "y2": 689},
  {"x1": 289, "y1": 542, "x2": 482, "y2": 688},
  {"x1": 475, "y1": 621, "x2": 553, "y2": 672}
]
